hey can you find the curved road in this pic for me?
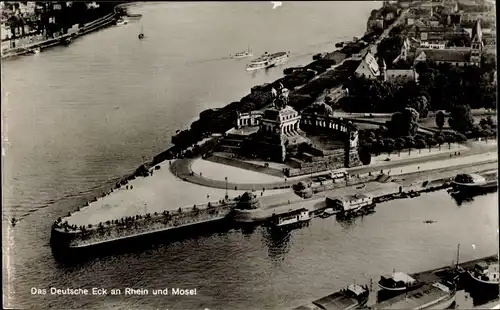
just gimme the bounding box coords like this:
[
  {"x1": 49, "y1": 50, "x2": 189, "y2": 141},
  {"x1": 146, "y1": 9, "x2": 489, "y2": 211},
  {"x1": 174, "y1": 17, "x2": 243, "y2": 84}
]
[{"x1": 170, "y1": 142, "x2": 497, "y2": 190}]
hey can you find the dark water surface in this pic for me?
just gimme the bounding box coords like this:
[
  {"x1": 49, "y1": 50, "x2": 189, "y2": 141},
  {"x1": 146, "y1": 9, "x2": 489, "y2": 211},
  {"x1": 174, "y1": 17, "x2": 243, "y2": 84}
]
[{"x1": 2, "y1": 2, "x2": 498, "y2": 309}]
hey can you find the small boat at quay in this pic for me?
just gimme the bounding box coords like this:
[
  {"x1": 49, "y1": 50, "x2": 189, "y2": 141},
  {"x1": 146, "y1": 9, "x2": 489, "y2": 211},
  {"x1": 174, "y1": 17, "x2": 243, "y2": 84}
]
[
  {"x1": 372, "y1": 282, "x2": 456, "y2": 309},
  {"x1": 116, "y1": 19, "x2": 128, "y2": 26},
  {"x1": 269, "y1": 207, "x2": 311, "y2": 230},
  {"x1": 138, "y1": 25, "x2": 145, "y2": 40},
  {"x1": 28, "y1": 47, "x2": 41, "y2": 54},
  {"x1": 452, "y1": 173, "x2": 497, "y2": 190},
  {"x1": 126, "y1": 14, "x2": 142, "y2": 20},
  {"x1": 319, "y1": 208, "x2": 337, "y2": 218},
  {"x1": 378, "y1": 271, "x2": 421, "y2": 292},
  {"x1": 467, "y1": 261, "x2": 499, "y2": 287}
]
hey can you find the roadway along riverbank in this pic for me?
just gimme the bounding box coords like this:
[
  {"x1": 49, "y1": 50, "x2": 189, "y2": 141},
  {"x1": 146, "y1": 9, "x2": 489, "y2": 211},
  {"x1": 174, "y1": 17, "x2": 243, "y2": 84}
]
[
  {"x1": 170, "y1": 144, "x2": 497, "y2": 190},
  {"x1": 231, "y1": 163, "x2": 496, "y2": 222}
]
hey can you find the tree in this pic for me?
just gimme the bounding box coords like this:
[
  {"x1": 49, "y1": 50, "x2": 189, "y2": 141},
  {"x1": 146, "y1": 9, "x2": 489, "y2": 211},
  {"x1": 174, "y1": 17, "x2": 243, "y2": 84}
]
[
  {"x1": 395, "y1": 137, "x2": 406, "y2": 156},
  {"x1": 448, "y1": 104, "x2": 474, "y2": 133},
  {"x1": 383, "y1": 138, "x2": 394, "y2": 156},
  {"x1": 343, "y1": 76, "x2": 393, "y2": 113},
  {"x1": 359, "y1": 147, "x2": 372, "y2": 165},
  {"x1": 405, "y1": 136, "x2": 415, "y2": 155},
  {"x1": 415, "y1": 138, "x2": 427, "y2": 154},
  {"x1": 373, "y1": 139, "x2": 385, "y2": 156},
  {"x1": 455, "y1": 133, "x2": 467, "y2": 143},
  {"x1": 446, "y1": 35, "x2": 471, "y2": 48},
  {"x1": 427, "y1": 137, "x2": 437, "y2": 152},
  {"x1": 406, "y1": 95, "x2": 429, "y2": 118},
  {"x1": 483, "y1": 129, "x2": 494, "y2": 142},
  {"x1": 434, "y1": 134, "x2": 444, "y2": 151},
  {"x1": 388, "y1": 108, "x2": 420, "y2": 137},
  {"x1": 444, "y1": 134, "x2": 455, "y2": 149},
  {"x1": 324, "y1": 96, "x2": 333, "y2": 105},
  {"x1": 479, "y1": 116, "x2": 495, "y2": 129},
  {"x1": 377, "y1": 35, "x2": 404, "y2": 65},
  {"x1": 435, "y1": 111, "x2": 445, "y2": 131}
]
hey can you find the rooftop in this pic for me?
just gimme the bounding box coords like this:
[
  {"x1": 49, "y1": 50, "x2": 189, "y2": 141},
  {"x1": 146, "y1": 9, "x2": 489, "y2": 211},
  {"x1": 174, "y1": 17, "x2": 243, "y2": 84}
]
[
  {"x1": 415, "y1": 48, "x2": 471, "y2": 62},
  {"x1": 347, "y1": 284, "x2": 367, "y2": 296},
  {"x1": 263, "y1": 106, "x2": 299, "y2": 121},
  {"x1": 343, "y1": 193, "x2": 370, "y2": 201},
  {"x1": 362, "y1": 51, "x2": 380, "y2": 76},
  {"x1": 385, "y1": 69, "x2": 418, "y2": 82},
  {"x1": 392, "y1": 272, "x2": 416, "y2": 283}
]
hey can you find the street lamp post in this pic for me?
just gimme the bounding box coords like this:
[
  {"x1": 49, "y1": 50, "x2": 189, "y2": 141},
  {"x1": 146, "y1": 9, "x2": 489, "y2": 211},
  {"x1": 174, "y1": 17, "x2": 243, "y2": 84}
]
[{"x1": 225, "y1": 177, "x2": 228, "y2": 200}]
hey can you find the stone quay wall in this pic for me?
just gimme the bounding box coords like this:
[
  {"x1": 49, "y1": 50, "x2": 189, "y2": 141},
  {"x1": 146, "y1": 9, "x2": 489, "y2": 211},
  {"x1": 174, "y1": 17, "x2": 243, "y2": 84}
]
[
  {"x1": 70, "y1": 205, "x2": 233, "y2": 248},
  {"x1": 54, "y1": 201, "x2": 236, "y2": 248}
]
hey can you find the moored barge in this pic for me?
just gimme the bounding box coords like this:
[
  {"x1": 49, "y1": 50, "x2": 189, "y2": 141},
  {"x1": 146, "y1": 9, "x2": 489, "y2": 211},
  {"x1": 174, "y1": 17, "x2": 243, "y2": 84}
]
[
  {"x1": 467, "y1": 261, "x2": 500, "y2": 288},
  {"x1": 292, "y1": 284, "x2": 369, "y2": 310},
  {"x1": 269, "y1": 207, "x2": 311, "y2": 230},
  {"x1": 451, "y1": 173, "x2": 498, "y2": 191},
  {"x1": 326, "y1": 193, "x2": 376, "y2": 218},
  {"x1": 371, "y1": 282, "x2": 456, "y2": 309}
]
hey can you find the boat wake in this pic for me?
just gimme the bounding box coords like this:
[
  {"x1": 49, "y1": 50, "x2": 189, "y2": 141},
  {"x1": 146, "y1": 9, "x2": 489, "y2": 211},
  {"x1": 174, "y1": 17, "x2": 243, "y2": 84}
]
[
  {"x1": 185, "y1": 56, "x2": 231, "y2": 65},
  {"x1": 4, "y1": 176, "x2": 123, "y2": 224}
]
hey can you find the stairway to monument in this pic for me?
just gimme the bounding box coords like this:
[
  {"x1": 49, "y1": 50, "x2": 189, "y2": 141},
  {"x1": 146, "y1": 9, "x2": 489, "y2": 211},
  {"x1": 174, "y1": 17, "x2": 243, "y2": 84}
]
[
  {"x1": 206, "y1": 153, "x2": 286, "y2": 178},
  {"x1": 215, "y1": 137, "x2": 244, "y2": 153}
]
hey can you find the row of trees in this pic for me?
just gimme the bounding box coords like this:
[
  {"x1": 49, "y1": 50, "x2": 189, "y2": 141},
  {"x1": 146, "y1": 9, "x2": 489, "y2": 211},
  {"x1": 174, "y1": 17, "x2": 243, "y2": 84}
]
[
  {"x1": 435, "y1": 108, "x2": 496, "y2": 135},
  {"x1": 358, "y1": 114, "x2": 497, "y2": 163},
  {"x1": 360, "y1": 130, "x2": 468, "y2": 157}
]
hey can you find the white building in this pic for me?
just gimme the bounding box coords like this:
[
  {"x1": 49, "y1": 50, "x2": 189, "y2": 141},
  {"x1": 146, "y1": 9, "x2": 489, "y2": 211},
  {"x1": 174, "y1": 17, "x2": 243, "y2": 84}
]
[
  {"x1": 86, "y1": 2, "x2": 100, "y2": 9},
  {"x1": 420, "y1": 41, "x2": 447, "y2": 49},
  {"x1": 354, "y1": 51, "x2": 381, "y2": 80},
  {"x1": 18, "y1": 2, "x2": 36, "y2": 15}
]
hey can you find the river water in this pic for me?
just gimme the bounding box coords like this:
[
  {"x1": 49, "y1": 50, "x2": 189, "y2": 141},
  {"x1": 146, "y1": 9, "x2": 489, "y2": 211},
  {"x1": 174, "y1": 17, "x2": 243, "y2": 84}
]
[{"x1": 1, "y1": 2, "x2": 498, "y2": 309}]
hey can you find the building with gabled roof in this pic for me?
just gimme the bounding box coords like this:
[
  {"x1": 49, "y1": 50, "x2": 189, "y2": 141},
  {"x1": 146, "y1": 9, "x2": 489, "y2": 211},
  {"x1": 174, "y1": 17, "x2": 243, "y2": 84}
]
[
  {"x1": 413, "y1": 48, "x2": 472, "y2": 66},
  {"x1": 354, "y1": 51, "x2": 381, "y2": 79},
  {"x1": 392, "y1": 37, "x2": 413, "y2": 64}
]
